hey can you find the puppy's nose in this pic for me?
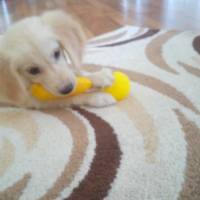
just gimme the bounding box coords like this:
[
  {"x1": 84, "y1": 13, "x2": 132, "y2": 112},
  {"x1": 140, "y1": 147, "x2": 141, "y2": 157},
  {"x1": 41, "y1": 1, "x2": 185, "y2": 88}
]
[{"x1": 59, "y1": 83, "x2": 74, "y2": 95}]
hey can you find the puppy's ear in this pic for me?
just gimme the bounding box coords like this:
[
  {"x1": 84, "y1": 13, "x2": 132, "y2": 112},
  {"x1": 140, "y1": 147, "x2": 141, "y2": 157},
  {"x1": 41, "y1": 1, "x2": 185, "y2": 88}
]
[
  {"x1": 41, "y1": 10, "x2": 86, "y2": 71},
  {"x1": 0, "y1": 52, "x2": 27, "y2": 103}
]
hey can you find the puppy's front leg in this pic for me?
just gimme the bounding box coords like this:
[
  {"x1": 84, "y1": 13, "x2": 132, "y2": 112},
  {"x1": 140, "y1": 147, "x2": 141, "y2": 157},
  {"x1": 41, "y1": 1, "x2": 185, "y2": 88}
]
[
  {"x1": 72, "y1": 68, "x2": 116, "y2": 107},
  {"x1": 71, "y1": 92, "x2": 116, "y2": 107},
  {"x1": 81, "y1": 68, "x2": 114, "y2": 88},
  {"x1": 32, "y1": 92, "x2": 116, "y2": 109}
]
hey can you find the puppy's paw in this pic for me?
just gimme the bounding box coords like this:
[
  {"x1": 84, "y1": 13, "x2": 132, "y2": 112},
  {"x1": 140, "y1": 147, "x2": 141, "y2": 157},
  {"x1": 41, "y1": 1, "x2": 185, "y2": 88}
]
[
  {"x1": 86, "y1": 93, "x2": 116, "y2": 107},
  {"x1": 90, "y1": 68, "x2": 114, "y2": 88}
]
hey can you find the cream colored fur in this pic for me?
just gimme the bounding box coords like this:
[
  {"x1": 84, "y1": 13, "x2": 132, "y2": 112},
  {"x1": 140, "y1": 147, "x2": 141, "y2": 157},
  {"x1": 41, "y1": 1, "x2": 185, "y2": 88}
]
[{"x1": 0, "y1": 10, "x2": 115, "y2": 109}]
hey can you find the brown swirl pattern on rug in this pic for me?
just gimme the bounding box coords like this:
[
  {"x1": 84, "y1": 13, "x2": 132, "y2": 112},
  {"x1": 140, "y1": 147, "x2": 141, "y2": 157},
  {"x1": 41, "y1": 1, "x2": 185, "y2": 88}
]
[
  {"x1": 39, "y1": 109, "x2": 89, "y2": 200},
  {"x1": 118, "y1": 97, "x2": 158, "y2": 163},
  {"x1": 145, "y1": 31, "x2": 178, "y2": 74},
  {"x1": 178, "y1": 61, "x2": 200, "y2": 78},
  {"x1": 174, "y1": 109, "x2": 200, "y2": 200},
  {"x1": 67, "y1": 107, "x2": 121, "y2": 200},
  {"x1": 0, "y1": 26, "x2": 200, "y2": 200},
  {"x1": 96, "y1": 29, "x2": 159, "y2": 47}
]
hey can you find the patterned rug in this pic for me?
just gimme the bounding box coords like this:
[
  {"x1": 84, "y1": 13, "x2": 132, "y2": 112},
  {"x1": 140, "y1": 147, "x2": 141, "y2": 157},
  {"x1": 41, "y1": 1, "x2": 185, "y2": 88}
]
[{"x1": 0, "y1": 26, "x2": 200, "y2": 200}]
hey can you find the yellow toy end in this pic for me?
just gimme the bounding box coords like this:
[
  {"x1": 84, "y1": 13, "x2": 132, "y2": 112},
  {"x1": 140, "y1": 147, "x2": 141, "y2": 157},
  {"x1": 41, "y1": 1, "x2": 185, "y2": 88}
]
[{"x1": 103, "y1": 71, "x2": 131, "y2": 101}]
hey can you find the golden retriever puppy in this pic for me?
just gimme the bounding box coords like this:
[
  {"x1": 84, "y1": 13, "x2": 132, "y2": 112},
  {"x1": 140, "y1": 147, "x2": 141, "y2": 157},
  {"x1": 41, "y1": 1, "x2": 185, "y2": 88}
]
[{"x1": 0, "y1": 10, "x2": 116, "y2": 109}]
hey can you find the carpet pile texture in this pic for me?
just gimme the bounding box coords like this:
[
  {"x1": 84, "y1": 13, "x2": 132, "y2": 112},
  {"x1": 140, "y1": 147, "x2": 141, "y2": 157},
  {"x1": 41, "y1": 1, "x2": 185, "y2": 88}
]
[{"x1": 0, "y1": 26, "x2": 200, "y2": 200}]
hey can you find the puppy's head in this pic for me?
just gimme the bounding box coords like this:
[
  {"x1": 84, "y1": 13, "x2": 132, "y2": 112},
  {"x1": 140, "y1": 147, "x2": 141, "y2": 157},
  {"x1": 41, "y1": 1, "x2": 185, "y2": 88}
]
[{"x1": 0, "y1": 10, "x2": 86, "y2": 102}]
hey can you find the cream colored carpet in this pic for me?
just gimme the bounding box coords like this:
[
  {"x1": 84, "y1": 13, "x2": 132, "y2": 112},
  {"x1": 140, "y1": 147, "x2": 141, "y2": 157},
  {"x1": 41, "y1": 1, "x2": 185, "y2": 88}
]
[{"x1": 0, "y1": 26, "x2": 200, "y2": 200}]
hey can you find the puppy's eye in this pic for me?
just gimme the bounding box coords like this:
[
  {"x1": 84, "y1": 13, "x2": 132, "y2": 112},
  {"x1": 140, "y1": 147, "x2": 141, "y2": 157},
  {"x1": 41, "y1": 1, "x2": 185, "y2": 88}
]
[
  {"x1": 28, "y1": 67, "x2": 41, "y2": 75},
  {"x1": 54, "y1": 49, "x2": 60, "y2": 60}
]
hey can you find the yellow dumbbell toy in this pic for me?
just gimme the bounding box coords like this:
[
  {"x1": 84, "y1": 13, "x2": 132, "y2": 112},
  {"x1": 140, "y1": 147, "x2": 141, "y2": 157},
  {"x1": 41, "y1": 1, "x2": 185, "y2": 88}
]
[{"x1": 31, "y1": 71, "x2": 131, "y2": 101}]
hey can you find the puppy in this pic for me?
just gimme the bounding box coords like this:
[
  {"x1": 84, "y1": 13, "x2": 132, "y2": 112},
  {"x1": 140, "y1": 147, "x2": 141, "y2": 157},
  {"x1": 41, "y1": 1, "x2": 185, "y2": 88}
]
[{"x1": 0, "y1": 10, "x2": 116, "y2": 109}]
